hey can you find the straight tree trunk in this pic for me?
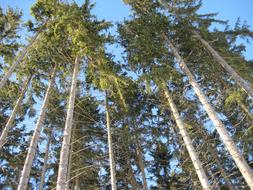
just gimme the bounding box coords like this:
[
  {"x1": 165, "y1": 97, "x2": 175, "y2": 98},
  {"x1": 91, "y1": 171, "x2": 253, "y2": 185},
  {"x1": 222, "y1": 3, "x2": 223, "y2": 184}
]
[
  {"x1": 165, "y1": 37, "x2": 253, "y2": 189},
  {"x1": 74, "y1": 177, "x2": 80, "y2": 190},
  {"x1": 192, "y1": 31, "x2": 253, "y2": 99},
  {"x1": 105, "y1": 91, "x2": 117, "y2": 190},
  {"x1": 198, "y1": 127, "x2": 234, "y2": 190},
  {"x1": 126, "y1": 149, "x2": 139, "y2": 190},
  {"x1": 239, "y1": 103, "x2": 253, "y2": 120},
  {"x1": 162, "y1": 84, "x2": 212, "y2": 190},
  {"x1": 134, "y1": 137, "x2": 148, "y2": 190},
  {"x1": 66, "y1": 121, "x2": 77, "y2": 190},
  {"x1": 0, "y1": 74, "x2": 32, "y2": 149},
  {"x1": 39, "y1": 133, "x2": 51, "y2": 190},
  {"x1": 17, "y1": 64, "x2": 57, "y2": 190},
  {"x1": 0, "y1": 32, "x2": 40, "y2": 90},
  {"x1": 56, "y1": 57, "x2": 80, "y2": 190},
  {"x1": 159, "y1": 0, "x2": 253, "y2": 99}
]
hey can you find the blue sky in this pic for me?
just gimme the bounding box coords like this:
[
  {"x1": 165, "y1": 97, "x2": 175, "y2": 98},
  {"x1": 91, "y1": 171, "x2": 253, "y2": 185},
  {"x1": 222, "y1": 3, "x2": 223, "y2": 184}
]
[{"x1": 1, "y1": 0, "x2": 253, "y2": 59}]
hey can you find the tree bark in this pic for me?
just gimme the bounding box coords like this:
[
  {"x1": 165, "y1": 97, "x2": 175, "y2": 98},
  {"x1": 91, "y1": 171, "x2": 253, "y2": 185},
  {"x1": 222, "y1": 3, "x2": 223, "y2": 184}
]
[
  {"x1": 134, "y1": 137, "x2": 148, "y2": 190},
  {"x1": 239, "y1": 103, "x2": 253, "y2": 121},
  {"x1": 105, "y1": 91, "x2": 117, "y2": 190},
  {"x1": 163, "y1": 84, "x2": 212, "y2": 190},
  {"x1": 192, "y1": 31, "x2": 253, "y2": 99},
  {"x1": 165, "y1": 37, "x2": 253, "y2": 189},
  {"x1": 39, "y1": 133, "x2": 51, "y2": 190},
  {"x1": 0, "y1": 74, "x2": 32, "y2": 149},
  {"x1": 66, "y1": 121, "x2": 78, "y2": 190},
  {"x1": 198, "y1": 127, "x2": 234, "y2": 190},
  {"x1": 74, "y1": 176, "x2": 80, "y2": 190},
  {"x1": 17, "y1": 64, "x2": 57, "y2": 190},
  {"x1": 56, "y1": 57, "x2": 79, "y2": 190}
]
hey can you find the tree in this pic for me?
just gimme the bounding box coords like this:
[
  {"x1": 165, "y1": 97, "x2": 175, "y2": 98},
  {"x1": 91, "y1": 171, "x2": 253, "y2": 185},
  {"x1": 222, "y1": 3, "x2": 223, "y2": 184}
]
[
  {"x1": 56, "y1": 57, "x2": 79, "y2": 190},
  {"x1": 17, "y1": 63, "x2": 57, "y2": 190}
]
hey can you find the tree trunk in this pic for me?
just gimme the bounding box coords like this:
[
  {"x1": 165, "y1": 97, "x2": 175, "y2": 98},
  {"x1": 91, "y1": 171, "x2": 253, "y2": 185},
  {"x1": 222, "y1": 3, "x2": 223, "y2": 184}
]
[
  {"x1": 134, "y1": 137, "x2": 148, "y2": 190},
  {"x1": 0, "y1": 33, "x2": 40, "y2": 90},
  {"x1": 163, "y1": 84, "x2": 212, "y2": 190},
  {"x1": 39, "y1": 133, "x2": 51, "y2": 190},
  {"x1": 198, "y1": 127, "x2": 234, "y2": 190},
  {"x1": 192, "y1": 31, "x2": 253, "y2": 99},
  {"x1": 66, "y1": 121, "x2": 77, "y2": 190},
  {"x1": 105, "y1": 91, "x2": 117, "y2": 190},
  {"x1": 56, "y1": 57, "x2": 79, "y2": 190},
  {"x1": 17, "y1": 64, "x2": 57, "y2": 190},
  {"x1": 0, "y1": 74, "x2": 32, "y2": 149},
  {"x1": 74, "y1": 176, "x2": 80, "y2": 190},
  {"x1": 239, "y1": 103, "x2": 253, "y2": 120},
  {"x1": 165, "y1": 38, "x2": 253, "y2": 189}
]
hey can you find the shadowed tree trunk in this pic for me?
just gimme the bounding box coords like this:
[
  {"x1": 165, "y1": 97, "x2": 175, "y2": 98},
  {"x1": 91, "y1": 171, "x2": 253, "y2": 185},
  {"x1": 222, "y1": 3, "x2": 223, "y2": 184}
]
[
  {"x1": 105, "y1": 91, "x2": 117, "y2": 190},
  {"x1": 162, "y1": 83, "x2": 212, "y2": 190},
  {"x1": 17, "y1": 64, "x2": 57, "y2": 190},
  {"x1": 0, "y1": 74, "x2": 32, "y2": 149},
  {"x1": 134, "y1": 136, "x2": 148, "y2": 190},
  {"x1": 240, "y1": 103, "x2": 253, "y2": 121},
  {"x1": 56, "y1": 57, "x2": 80, "y2": 190},
  {"x1": 165, "y1": 37, "x2": 253, "y2": 189}
]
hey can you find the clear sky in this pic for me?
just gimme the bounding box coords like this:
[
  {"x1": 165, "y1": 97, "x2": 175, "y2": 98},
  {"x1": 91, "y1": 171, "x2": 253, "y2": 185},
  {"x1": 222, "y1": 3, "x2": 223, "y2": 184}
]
[{"x1": 1, "y1": 0, "x2": 253, "y2": 59}]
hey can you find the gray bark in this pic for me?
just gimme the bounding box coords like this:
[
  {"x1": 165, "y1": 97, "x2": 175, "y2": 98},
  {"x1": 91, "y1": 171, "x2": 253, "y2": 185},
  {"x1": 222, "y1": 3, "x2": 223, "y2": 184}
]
[
  {"x1": 0, "y1": 75, "x2": 32, "y2": 149},
  {"x1": 56, "y1": 57, "x2": 79, "y2": 190},
  {"x1": 17, "y1": 64, "x2": 57, "y2": 190},
  {"x1": 165, "y1": 38, "x2": 253, "y2": 189},
  {"x1": 105, "y1": 91, "x2": 117, "y2": 190},
  {"x1": 163, "y1": 85, "x2": 212, "y2": 190},
  {"x1": 193, "y1": 31, "x2": 253, "y2": 99}
]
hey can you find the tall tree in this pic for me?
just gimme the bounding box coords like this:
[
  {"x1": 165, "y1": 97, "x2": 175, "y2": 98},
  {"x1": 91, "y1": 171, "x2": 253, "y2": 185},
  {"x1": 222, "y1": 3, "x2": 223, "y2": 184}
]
[
  {"x1": 0, "y1": 74, "x2": 32, "y2": 149},
  {"x1": 165, "y1": 39, "x2": 253, "y2": 188},
  {"x1": 17, "y1": 63, "x2": 57, "y2": 190},
  {"x1": 162, "y1": 83, "x2": 212, "y2": 189},
  {"x1": 56, "y1": 57, "x2": 79, "y2": 190},
  {"x1": 105, "y1": 91, "x2": 117, "y2": 190}
]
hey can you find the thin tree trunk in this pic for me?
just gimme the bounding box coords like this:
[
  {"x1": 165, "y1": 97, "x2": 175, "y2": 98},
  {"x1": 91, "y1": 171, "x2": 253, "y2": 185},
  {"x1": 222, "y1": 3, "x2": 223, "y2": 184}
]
[
  {"x1": 162, "y1": 84, "x2": 212, "y2": 190},
  {"x1": 209, "y1": 144, "x2": 233, "y2": 190},
  {"x1": 0, "y1": 33, "x2": 40, "y2": 90},
  {"x1": 159, "y1": 0, "x2": 253, "y2": 99},
  {"x1": 56, "y1": 57, "x2": 79, "y2": 190},
  {"x1": 105, "y1": 91, "x2": 117, "y2": 190},
  {"x1": 165, "y1": 37, "x2": 253, "y2": 189},
  {"x1": 0, "y1": 74, "x2": 32, "y2": 149},
  {"x1": 240, "y1": 103, "x2": 253, "y2": 120},
  {"x1": 66, "y1": 121, "x2": 77, "y2": 190},
  {"x1": 126, "y1": 149, "x2": 139, "y2": 190},
  {"x1": 198, "y1": 127, "x2": 234, "y2": 190},
  {"x1": 74, "y1": 176, "x2": 80, "y2": 190},
  {"x1": 134, "y1": 137, "x2": 148, "y2": 190},
  {"x1": 192, "y1": 31, "x2": 253, "y2": 98},
  {"x1": 129, "y1": 169, "x2": 139, "y2": 190},
  {"x1": 39, "y1": 132, "x2": 51, "y2": 190},
  {"x1": 17, "y1": 64, "x2": 57, "y2": 190}
]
